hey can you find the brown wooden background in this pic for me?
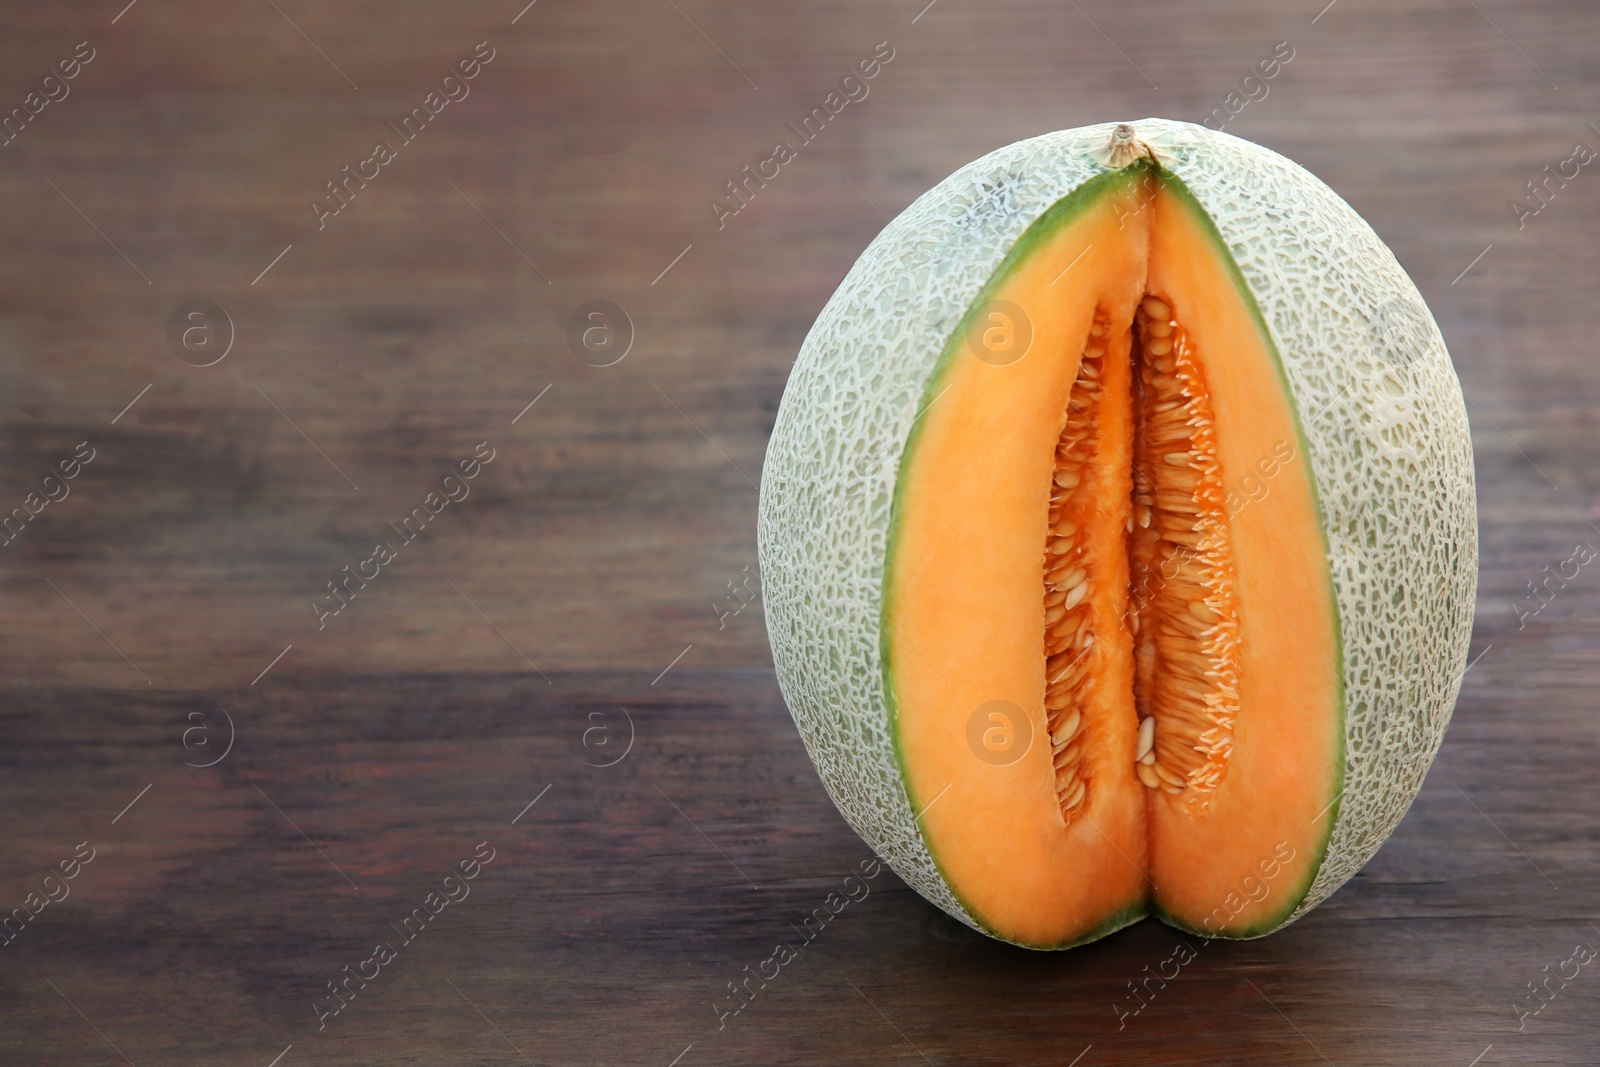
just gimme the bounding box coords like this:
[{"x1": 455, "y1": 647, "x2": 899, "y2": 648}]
[{"x1": 2, "y1": 0, "x2": 1598, "y2": 1063}]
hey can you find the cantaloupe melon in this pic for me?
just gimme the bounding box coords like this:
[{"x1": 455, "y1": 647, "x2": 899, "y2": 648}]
[{"x1": 758, "y1": 120, "x2": 1476, "y2": 948}]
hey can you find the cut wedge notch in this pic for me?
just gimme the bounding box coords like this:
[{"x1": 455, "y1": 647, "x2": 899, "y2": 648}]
[{"x1": 882, "y1": 154, "x2": 1344, "y2": 947}]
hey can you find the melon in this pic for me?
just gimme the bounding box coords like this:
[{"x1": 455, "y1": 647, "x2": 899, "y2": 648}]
[{"x1": 758, "y1": 120, "x2": 1476, "y2": 949}]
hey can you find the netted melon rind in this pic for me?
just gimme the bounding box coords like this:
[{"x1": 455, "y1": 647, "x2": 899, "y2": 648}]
[{"x1": 757, "y1": 118, "x2": 1477, "y2": 941}]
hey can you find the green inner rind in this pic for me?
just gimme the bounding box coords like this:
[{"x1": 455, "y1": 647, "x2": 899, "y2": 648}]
[
  {"x1": 878, "y1": 160, "x2": 1345, "y2": 947},
  {"x1": 881, "y1": 165, "x2": 1148, "y2": 945}
]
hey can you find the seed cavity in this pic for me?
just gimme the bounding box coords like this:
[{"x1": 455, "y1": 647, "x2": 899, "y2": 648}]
[{"x1": 1042, "y1": 295, "x2": 1242, "y2": 821}]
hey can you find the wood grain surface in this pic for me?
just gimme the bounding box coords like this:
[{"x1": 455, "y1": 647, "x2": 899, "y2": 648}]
[{"x1": 1, "y1": 0, "x2": 1598, "y2": 1064}]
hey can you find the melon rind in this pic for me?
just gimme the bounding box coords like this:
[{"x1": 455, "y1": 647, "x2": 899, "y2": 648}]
[{"x1": 757, "y1": 118, "x2": 1477, "y2": 942}]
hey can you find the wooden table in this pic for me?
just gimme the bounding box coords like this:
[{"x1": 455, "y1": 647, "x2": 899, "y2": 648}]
[{"x1": 2, "y1": 0, "x2": 1597, "y2": 1063}]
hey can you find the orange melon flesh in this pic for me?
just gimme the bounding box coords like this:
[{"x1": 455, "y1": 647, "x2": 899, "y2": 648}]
[{"x1": 885, "y1": 166, "x2": 1342, "y2": 947}]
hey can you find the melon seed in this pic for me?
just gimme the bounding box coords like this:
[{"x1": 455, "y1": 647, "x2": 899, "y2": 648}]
[
  {"x1": 1155, "y1": 763, "x2": 1187, "y2": 788},
  {"x1": 1056, "y1": 707, "x2": 1082, "y2": 739}
]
